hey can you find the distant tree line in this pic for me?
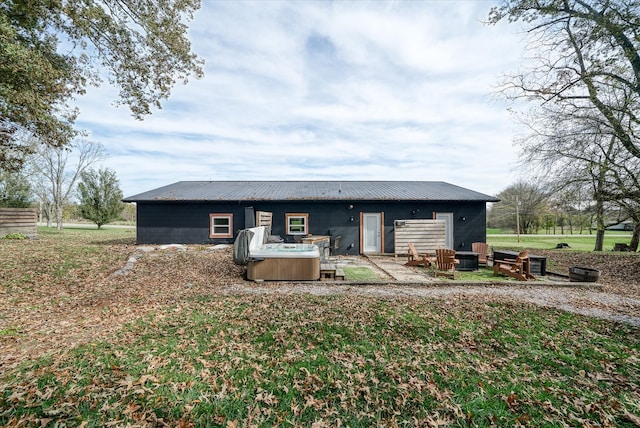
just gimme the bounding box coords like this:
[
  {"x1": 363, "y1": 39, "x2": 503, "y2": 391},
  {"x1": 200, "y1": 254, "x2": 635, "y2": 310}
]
[
  {"x1": 0, "y1": 140, "x2": 131, "y2": 229},
  {"x1": 488, "y1": 179, "x2": 638, "y2": 251}
]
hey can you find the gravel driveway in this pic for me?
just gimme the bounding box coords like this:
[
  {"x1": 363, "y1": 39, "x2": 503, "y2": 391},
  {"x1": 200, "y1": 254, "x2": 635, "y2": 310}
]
[{"x1": 220, "y1": 282, "x2": 640, "y2": 327}]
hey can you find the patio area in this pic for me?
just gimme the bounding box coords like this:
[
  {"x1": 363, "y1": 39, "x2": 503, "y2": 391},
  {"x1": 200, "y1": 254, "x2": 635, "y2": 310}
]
[{"x1": 328, "y1": 254, "x2": 592, "y2": 287}]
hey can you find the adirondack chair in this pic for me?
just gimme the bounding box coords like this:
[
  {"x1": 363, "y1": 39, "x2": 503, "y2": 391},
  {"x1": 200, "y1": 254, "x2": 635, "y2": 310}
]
[
  {"x1": 493, "y1": 250, "x2": 535, "y2": 281},
  {"x1": 405, "y1": 243, "x2": 432, "y2": 267},
  {"x1": 471, "y1": 242, "x2": 491, "y2": 267},
  {"x1": 434, "y1": 248, "x2": 459, "y2": 279}
]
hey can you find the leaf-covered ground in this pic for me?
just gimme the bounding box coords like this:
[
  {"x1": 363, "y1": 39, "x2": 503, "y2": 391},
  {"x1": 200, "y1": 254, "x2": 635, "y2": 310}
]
[
  {"x1": 1, "y1": 229, "x2": 639, "y2": 426},
  {"x1": 1, "y1": 295, "x2": 639, "y2": 426},
  {"x1": 527, "y1": 249, "x2": 640, "y2": 298},
  {"x1": 1, "y1": 229, "x2": 245, "y2": 366}
]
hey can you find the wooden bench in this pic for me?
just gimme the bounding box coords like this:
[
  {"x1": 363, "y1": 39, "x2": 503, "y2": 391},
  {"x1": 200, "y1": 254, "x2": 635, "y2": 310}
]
[
  {"x1": 321, "y1": 263, "x2": 336, "y2": 280},
  {"x1": 320, "y1": 263, "x2": 345, "y2": 280}
]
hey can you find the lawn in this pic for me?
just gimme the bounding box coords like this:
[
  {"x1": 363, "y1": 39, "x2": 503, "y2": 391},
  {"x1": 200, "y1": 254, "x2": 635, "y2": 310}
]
[
  {"x1": 1, "y1": 228, "x2": 639, "y2": 426},
  {"x1": 342, "y1": 266, "x2": 379, "y2": 281},
  {"x1": 487, "y1": 231, "x2": 633, "y2": 252},
  {"x1": 2, "y1": 295, "x2": 639, "y2": 426}
]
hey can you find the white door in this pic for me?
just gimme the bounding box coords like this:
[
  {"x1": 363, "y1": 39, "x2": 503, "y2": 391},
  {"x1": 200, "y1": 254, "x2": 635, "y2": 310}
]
[
  {"x1": 362, "y1": 213, "x2": 382, "y2": 253},
  {"x1": 435, "y1": 212, "x2": 454, "y2": 249}
]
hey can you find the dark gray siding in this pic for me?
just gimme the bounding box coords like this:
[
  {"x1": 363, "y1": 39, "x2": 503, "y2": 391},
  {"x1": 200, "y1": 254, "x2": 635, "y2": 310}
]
[{"x1": 135, "y1": 200, "x2": 488, "y2": 254}]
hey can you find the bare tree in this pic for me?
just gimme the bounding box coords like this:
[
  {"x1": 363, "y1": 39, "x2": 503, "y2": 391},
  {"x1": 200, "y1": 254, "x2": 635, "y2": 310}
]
[
  {"x1": 512, "y1": 95, "x2": 639, "y2": 250},
  {"x1": 32, "y1": 173, "x2": 54, "y2": 227},
  {"x1": 29, "y1": 140, "x2": 107, "y2": 230},
  {"x1": 488, "y1": 181, "x2": 551, "y2": 234},
  {"x1": 489, "y1": 1, "x2": 640, "y2": 250},
  {"x1": 489, "y1": 0, "x2": 640, "y2": 160},
  {"x1": 599, "y1": 152, "x2": 640, "y2": 250}
]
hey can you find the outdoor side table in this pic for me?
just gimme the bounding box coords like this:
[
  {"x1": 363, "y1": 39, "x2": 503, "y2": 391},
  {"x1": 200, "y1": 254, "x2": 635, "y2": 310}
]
[{"x1": 455, "y1": 251, "x2": 479, "y2": 271}]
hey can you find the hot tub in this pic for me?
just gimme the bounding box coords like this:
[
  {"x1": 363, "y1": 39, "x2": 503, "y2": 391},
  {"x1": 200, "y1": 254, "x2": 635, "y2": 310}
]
[
  {"x1": 250, "y1": 243, "x2": 320, "y2": 258},
  {"x1": 247, "y1": 243, "x2": 321, "y2": 281}
]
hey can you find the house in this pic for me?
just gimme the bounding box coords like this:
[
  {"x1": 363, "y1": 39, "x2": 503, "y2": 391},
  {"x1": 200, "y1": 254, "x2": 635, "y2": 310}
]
[{"x1": 122, "y1": 181, "x2": 499, "y2": 255}]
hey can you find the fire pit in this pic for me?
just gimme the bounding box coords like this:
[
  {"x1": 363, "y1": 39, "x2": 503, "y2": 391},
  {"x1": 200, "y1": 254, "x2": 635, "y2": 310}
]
[{"x1": 569, "y1": 266, "x2": 601, "y2": 282}]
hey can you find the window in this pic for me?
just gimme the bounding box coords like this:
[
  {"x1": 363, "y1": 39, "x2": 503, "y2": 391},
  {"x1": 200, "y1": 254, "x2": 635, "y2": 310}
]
[
  {"x1": 286, "y1": 213, "x2": 308, "y2": 235},
  {"x1": 210, "y1": 213, "x2": 233, "y2": 238}
]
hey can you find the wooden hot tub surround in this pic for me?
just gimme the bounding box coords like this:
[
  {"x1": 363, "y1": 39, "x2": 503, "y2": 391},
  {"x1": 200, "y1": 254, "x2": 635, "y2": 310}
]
[{"x1": 247, "y1": 242, "x2": 321, "y2": 281}]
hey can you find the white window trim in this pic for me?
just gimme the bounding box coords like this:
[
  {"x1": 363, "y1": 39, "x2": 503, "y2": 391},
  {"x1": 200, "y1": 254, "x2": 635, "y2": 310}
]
[
  {"x1": 210, "y1": 213, "x2": 233, "y2": 238},
  {"x1": 286, "y1": 213, "x2": 308, "y2": 235}
]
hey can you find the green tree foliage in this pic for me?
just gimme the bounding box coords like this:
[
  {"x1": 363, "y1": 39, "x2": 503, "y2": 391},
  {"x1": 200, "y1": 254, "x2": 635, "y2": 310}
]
[
  {"x1": 0, "y1": 7, "x2": 80, "y2": 172},
  {"x1": 0, "y1": 170, "x2": 31, "y2": 207},
  {"x1": 77, "y1": 168, "x2": 124, "y2": 229},
  {"x1": 0, "y1": 0, "x2": 203, "y2": 172},
  {"x1": 489, "y1": 0, "x2": 640, "y2": 159}
]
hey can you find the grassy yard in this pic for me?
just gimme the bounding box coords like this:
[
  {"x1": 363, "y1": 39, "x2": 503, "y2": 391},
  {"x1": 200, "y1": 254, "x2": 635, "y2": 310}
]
[
  {"x1": 342, "y1": 266, "x2": 379, "y2": 281},
  {"x1": 2, "y1": 295, "x2": 639, "y2": 426},
  {"x1": 1, "y1": 228, "x2": 639, "y2": 426},
  {"x1": 488, "y1": 231, "x2": 634, "y2": 252}
]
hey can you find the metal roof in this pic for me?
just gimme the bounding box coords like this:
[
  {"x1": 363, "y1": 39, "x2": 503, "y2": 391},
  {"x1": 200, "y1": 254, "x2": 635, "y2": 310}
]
[{"x1": 123, "y1": 181, "x2": 499, "y2": 203}]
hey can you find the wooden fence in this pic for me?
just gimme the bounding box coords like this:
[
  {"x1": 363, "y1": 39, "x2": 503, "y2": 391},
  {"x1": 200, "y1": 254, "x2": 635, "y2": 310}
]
[
  {"x1": 394, "y1": 219, "x2": 446, "y2": 255},
  {"x1": 0, "y1": 208, "x2": 37, "y2": 237}
]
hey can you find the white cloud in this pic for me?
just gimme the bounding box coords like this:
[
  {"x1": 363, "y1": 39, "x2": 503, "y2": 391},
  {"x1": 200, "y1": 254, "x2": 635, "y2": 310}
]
[{"x1": 74, "y1": 0, "x2": 527, "y2": 198}]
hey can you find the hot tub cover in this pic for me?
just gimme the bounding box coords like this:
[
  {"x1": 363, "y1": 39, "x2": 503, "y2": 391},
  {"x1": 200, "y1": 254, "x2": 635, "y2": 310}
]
[{"x1": 233, "y1": 226, "x2": 268, "y2": 265}]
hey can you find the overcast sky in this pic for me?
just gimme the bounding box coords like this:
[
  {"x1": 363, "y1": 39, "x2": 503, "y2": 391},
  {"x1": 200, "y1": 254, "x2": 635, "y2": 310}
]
[{"x1": 74, "y1": 0, "x2": 529, "y2": 198}]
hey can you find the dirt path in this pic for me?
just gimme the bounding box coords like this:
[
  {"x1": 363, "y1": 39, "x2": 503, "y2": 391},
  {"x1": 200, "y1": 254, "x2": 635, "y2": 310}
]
[{"x1": 218, "y1": 281, "x2": 640, "y2": 327}]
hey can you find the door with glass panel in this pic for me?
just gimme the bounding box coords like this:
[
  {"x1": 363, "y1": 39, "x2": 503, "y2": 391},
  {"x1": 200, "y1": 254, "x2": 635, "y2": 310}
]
[
  {"x1": 362, "y1": 213, "x2": 382, "y2": 253},
  {"x1": 435, "y1": 212, "x2": 454, "y2": 249}
]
